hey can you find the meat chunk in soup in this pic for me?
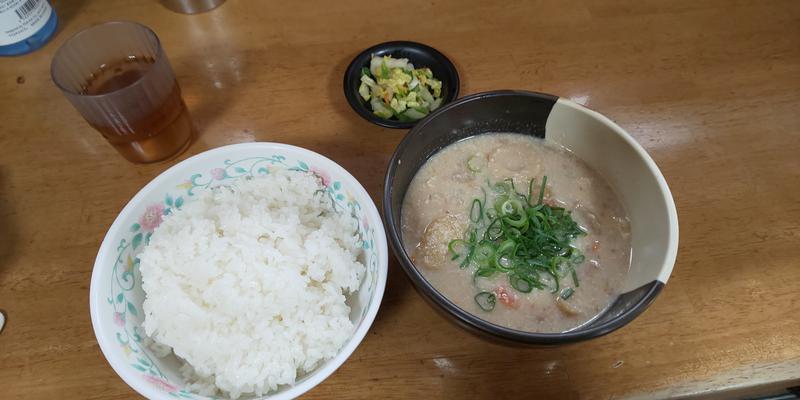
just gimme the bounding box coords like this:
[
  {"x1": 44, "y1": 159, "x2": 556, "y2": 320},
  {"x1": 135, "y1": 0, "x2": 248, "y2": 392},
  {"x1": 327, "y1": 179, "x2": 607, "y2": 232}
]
[{"x1": 416, "y1": 214, "x2": 465, "y2": 269}]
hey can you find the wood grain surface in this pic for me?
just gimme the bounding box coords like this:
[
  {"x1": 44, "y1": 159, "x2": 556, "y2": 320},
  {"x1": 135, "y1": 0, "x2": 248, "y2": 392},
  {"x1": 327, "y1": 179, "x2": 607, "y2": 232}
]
[{"x1": 1, "y1": 0, "x2": 799, "y2": 399}]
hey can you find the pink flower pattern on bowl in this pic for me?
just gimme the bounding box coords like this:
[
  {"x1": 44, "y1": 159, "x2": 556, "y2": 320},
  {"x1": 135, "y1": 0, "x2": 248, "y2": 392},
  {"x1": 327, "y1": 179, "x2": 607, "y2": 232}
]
[
  {"x1": 139, "y1": 204, "x2": 165, "y2": 232},
  {"x1": 310, "y1": 167, "x2": 331, "y2": 187},
  {"x1": 210, "y1": 168, "x2": 226, "y2": 180},
  {"x1": 113, "y1": 312, "x2": 126, "y2": 327},
  {"x1": 143, "y1": 375, "x2": 179, "y2": 393}
]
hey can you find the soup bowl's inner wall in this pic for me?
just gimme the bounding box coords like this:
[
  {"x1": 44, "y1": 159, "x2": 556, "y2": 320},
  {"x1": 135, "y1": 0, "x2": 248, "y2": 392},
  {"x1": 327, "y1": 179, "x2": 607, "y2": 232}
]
[
  {"x1": 545, "y1": 100, "x2": 676, "y2": 293},
  {"x1": 385, "y1": 91, "x2": 674, "y2": 342}
]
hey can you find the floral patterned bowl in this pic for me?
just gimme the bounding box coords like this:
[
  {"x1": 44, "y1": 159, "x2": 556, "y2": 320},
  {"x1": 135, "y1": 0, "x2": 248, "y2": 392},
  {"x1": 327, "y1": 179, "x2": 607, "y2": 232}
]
[{"x1": 89, "y1": 143, "x2": 388, "y2": 399}]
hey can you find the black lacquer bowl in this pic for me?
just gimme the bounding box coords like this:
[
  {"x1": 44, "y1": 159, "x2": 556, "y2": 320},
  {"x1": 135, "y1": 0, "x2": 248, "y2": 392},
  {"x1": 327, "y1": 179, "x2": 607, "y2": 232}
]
[
  {"x1": 383, "y1": 90, "x2": 679, "y2": 344},
  {"x1": 344, "y1": 41, "x2": 459, "y2": 129}
]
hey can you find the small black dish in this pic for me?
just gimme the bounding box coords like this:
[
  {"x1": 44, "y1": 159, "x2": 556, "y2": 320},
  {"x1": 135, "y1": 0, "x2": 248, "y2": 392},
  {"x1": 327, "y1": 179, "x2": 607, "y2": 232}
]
[{"x1": 343, "y1": 41, "x2": 460, "y2": 129}]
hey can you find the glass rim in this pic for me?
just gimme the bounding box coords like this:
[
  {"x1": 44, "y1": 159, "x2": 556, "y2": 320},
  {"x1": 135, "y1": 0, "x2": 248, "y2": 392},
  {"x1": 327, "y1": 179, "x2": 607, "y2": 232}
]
[{"x1": 50, "y1": 20, "x2": 165, "y2": 98}]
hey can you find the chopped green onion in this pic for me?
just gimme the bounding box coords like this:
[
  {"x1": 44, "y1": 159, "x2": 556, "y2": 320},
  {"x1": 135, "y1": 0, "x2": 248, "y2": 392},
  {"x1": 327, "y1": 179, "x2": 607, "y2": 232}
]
[
  {"x1": 510, "y1": 274, "x2": 534, "y2": 293},
  {"x1": 500, "y1": 200, "x2": 515, "y2": 215},
  {"x1": 537, "y1": 175, "x2": 548, "y2": 205},
  {"x1": 448, "y1": 239, "x2": 468, "y2": 260},
  {"x1": 505, "y1": 226, "x2": 522, "y2": 238},
  {"x1": 470, "y1": 199, "x2": 482, "y2": 223},
  {"x1": 540, "y1": 270, "x2": 560, "y2": 293},
  {"x1": 560, "y1": 287, "x2": 575, "y2": 300},
  {"x1": 528, "y1": 178, "x2": 536, "y2": 205},
  {"x1": 493, "y1": 182, "x2": 510, "y2": 195},
  {"x1": 495, "y1": 197, "x2": 524, "y2": 220},
  {"x1": 474, "y1": 291, "x2": 496, "y2": 311},
  {"x1": 473, "y1": 267, "x2": 497, "y2": 282},
  {"x1": 504, "y1": 178, "x2": 517, "y2": 194},
  {"x1": 457, "y1": 229, "x2": 478, "y2": 269},
  {"x1": 493, "y1": 254, "x2": 513, "y2": 271},
  {"x1": 571, "y1": 268, "x2": 580, "y2": 287},
  {"x1": 496, "y1": 239, "x2": 516, "y2": 256},
  {"x1": 485, "y1": 218, "x2": 503, "y2": 241},
  {"x1": 467, "y1": 154, "x2": 486, "y2": 172},
  {"x1": 553, "y1": 259, "x2": 571, "y2": 278},
  {"x1": 503, "y1": 212, "x2": 528, "y2": 229},
  {"x1": 459, "y1": 249, "x2": 474, "y2": 269},
  {"x1": 473, "y1": 243, "x2": 495, "y2": 266},
  {"x1": 447, "y1": 176, "x2": 586, "y2": 308}
]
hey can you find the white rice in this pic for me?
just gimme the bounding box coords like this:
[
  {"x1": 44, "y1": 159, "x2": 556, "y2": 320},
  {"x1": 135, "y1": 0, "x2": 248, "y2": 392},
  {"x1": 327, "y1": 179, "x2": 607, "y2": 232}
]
[{"x1": 139, "y1": 169, "x2": 365, "y2": 399}]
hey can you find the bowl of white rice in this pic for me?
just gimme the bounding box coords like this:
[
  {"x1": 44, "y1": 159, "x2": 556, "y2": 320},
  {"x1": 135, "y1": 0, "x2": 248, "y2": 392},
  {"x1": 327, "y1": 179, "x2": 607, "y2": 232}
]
[{"x1": 89, "y1": 143, "x2": 388, "y2": 399}]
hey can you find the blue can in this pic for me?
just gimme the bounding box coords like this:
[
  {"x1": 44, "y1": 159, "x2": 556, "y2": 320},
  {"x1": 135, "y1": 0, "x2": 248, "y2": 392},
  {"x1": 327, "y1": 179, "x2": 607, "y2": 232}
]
[{"x1": 0, "y1": 0, "x2": 58, "y2": 56}]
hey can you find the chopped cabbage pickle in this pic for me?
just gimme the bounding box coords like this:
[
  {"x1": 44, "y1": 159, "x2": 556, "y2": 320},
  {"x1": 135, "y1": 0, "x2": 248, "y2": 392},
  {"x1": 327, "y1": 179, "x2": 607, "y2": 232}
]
[{"x1": 360, "y1": 55, "x2": 444, "y2": 122}]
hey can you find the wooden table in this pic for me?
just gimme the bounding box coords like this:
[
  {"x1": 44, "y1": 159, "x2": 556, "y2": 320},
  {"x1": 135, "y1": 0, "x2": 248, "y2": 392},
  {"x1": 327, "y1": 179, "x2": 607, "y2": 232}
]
[{"x1": 1, "y1": 1, "x2": 799, "y2": 398}]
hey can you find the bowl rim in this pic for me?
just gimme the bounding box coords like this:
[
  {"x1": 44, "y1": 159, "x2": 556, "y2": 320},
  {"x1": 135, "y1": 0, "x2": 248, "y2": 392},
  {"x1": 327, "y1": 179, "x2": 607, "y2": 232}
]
[
  {"x1": 383, "y1": 89, "x2": 678, "y2": 344},
  {"x1": 342, "y1": 40, "x2": 460, "y2": 129},
  {"x1": 89, "y1": 142, "x2": 389, "y2": 399}
]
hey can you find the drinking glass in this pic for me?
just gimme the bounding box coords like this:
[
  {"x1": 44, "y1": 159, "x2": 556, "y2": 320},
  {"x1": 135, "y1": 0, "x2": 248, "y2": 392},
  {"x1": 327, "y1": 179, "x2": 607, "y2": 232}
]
[
  {"x1": 51, "y1": 21, "x2": 195, "y2": 163},
  {"x1": 161, "y1": 0, "x2": 226, "y2": 14}
]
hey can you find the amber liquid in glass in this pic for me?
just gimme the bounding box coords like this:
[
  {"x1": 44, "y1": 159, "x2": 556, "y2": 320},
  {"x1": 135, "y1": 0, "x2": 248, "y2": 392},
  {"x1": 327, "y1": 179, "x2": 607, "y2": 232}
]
[{"x1": 81, "y1": 56, "x2": 194, "y2": 163}]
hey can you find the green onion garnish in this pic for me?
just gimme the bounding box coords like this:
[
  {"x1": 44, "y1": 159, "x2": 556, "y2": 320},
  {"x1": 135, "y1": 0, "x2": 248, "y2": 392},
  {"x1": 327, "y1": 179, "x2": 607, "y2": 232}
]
[
  {"x1": 540, "y1": 269, "x2": 560, "y2": 293},
  {"x1": 509, "y1": 273, "x2": 534, "y2": 293},
  {"x1": 560, "y1": 287, "x2": 575, "y2": 300},
  {"x1": 537, "y1": 175, "x2": 548, "y2": 205},
  {"x1": 474, "y1": 291, "x2": 496, "y2": 311},
  {"x1": 571, "y1": 268, "x2": 580, "y2": 288},
  {"x1": 470, "y1": 199, "x2": 482, "y2": 223},
  {"x1": 527, "y1": 178, "x2": 537, "y2": 205},
  {"x1": 473, "y1": 242, "x2": 495, "y2": 266},
  {"x1": 449, "y1": 176, "x2": 586, "y2": 311},
  {"x1": 485, "y1": 218, "x2": 503, "y2": 240},
  {"x1": 473, "y1": 267, "x2": 496, "y2": 283},
  {"x1": 448, "y1": 239, "x2": 468, "y2": 261},
  {"x1": 467, "y1": 154, "x2": 485, "y2": 172}
]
